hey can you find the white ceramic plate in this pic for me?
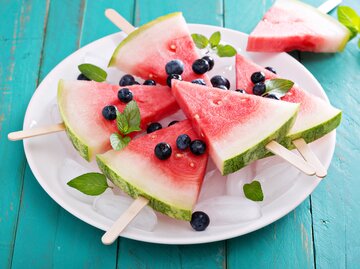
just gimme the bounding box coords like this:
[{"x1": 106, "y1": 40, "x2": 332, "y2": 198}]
[{"x1": 23, "y1": 24, "x2": 336, "y2": 244}]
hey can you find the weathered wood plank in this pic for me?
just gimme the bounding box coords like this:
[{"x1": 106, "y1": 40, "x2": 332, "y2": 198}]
[
  {"x1": 117, "y1": 1, "x2": 226, "y2": 268},
  {"x1": 11, "y1": 1, "x2": 118, "y2": 268},
  {"x1": 224, "y1": 0, "x2": 315, "y2": 268},
  {"x1": 0, "y1": 1, "x2": 48, "y2": 268},
  {"x1": 300, "y1": 1, "x2": 360, "y2": 268}
]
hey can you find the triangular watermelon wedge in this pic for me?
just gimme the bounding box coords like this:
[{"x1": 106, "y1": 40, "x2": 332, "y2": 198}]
[
  {"x1": 109, "y1": 12, "x2": 210, "y2": 85},
  {"x1": 247, "y1": 0, "x2": 350, "y2": 52},
  {"x1": 171, "y1": 80, "x2": 299, "y2": 175},
  {"x1": 235, "y1": 54, "x2": 342, "y2": 147},
  {"x1": 96, "y1": 120, "x2": 208, "y2": 221},
  {"x1": 57, "y1": 80, "x2": 179, "y2": 161}
]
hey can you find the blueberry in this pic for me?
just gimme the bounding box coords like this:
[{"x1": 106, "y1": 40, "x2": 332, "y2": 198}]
[
  {"x1": 236, "y1": 89, "x2": 246, "y2": 94},
  {"x1": 143, "y1": 79, "x2": 156, "y2": 86},
  {"x1": 210, "y1": 75, "x2": 230, "y2": 89},
  {"x1": 118, "y1": 88, "x2": 133, "y2": 103},
  {"x1": 215, "y1": 85, "x2": 228, "y2": 90},
  {"x1": 190, "y1": 211, "x2": 210, "y2": 231},
  {"x1": 133, "y1": 81, "x2": 140, "y2": 85},
  {"x1": 202, "y1": 56, "x2": 214, "y2": 71},
  {"x1": 119, "y1": 74, "x2": 135, "y2": 86},
  {"x1": 167, "y1": 74, "x2": 182, "y2": 87},
  {"x1": 191, "y1": 79, "x2": 206, "y2": 85},
  {"x1": 192, "y1": 59, "x2": 209, "y2": 74},
  {"x1": 154, "y1": 142, "x2": 172, "y2": 160},
  {"x1": 77, "y1": 73, "x2": 91, "y2": 81},
  {"x1": 176, "y1": 134, "x2": 191, "y2": 150},
  {"x1": 168, "y1": 120, "x2": 179, "y2": 127},
  {"x1": 190, "y1": 140, "x2": 206, "y2": 155},
  {"x1": 165, "y1": 59, "x2": 184, "y2": 75},
  {"x1": 264, "y1": 93, "x2": 279, "y2": 100},
  {"x1": 252, "y1": 82, "x2": 266, "y2": 96},
  {"x1": 102, "y1": 105, "x2": 117, "y2": 120},
  {"x1": 147, "y1": 122, "x2": 162, "y2": 134},
  {"x1": 265, "y1": 66, "x2": 277, "y2": 74},
  {"x1": 250, "y1": 72, "x2": 265, "y2": 84}
]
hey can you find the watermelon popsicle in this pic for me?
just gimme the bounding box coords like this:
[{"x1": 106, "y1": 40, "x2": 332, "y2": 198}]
[
  {"x1": 171, "y1": 80, "x2": 311, "y2": 176},
  {"x1": 108, "y1": 12, "x2": 211, "y2": 85},
  {"x1": 246, "y1": 0, "x2": 350, "y2": 52},
  {"x1": 235, "y1": 54, "x2": 341, "y2": 151},
  {"x1": 57, "y1": 80, "x2": 179, "y2": 161}
]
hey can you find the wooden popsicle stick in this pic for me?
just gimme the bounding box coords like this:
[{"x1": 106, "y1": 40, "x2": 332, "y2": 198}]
[
  {"x1": 292, "y1": 138, "x2": 327, "y2": 178},
  {"x1": 318, "y1": 0, "x2": 342, "y2": 13},
  {"x1": 265, "y1": 141, "x2": 316, "y2": 176},
  {"x1": 101, "y1": 196, "x2": 149, "y2": 245},
  {"x1": 105, "y1": 9, "x2": 135, "y2": 34},
  {"x1": 8, "y1": 123, "x2": 65, "y2": 141}
]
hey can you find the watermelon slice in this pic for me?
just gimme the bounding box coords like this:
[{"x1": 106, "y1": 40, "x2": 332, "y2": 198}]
[
  {"x1": 171, "y1": 80, "x2": 299, "y2": 175},
  {"x1": 109, "y1": 12, "x2": 210, "y2": 85},
  {"x1": 96, "y1": 120, "x2": 208, "y2": 220},
  {"x1": 235, "y1": 54, "x2": 342, "y2": 147},
  {"x1": 247, "y1": 0, "x2": 350, "y2": 52},
  {"x1": 57, "y1": 80, "x2": 179, "y2": 161}
]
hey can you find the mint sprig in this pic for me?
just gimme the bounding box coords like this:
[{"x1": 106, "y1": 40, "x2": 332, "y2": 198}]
[
  {"x1": 263, "y1": 78, "x2": 294, "y2": 98},
  {"x1": 78, "y1": 63, "x2": 107, "y2": 82},
  {"x1": 67, "y1": 173, "x2": 110, "y2": 196},
  {"x1": 192, "y1": 31, "x2": 237, "y2": 57},
  {"x1": 337, "y1": 6, "x2": 360, "y2": 48},
  {"x1": 243, "y1": 180, "x2": 264, "y2": 202},
  {"x1": 110, "y1": 100, "x2": 141, "y2": 151}
]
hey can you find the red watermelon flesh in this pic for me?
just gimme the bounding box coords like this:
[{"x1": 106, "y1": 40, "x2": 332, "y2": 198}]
[
  {"x1": 58, "y1": 80, "x2": 179, "y2": 161},
  {"x1": 109, "y1": 12, "x2": 210, "y2": 86},
  {"x1": 235, "y1": 54, "x2": 341, "y2": 145},
  {"x1": 96, "y1": 120, "x2": 208, "y2": 220},
  {"x1": 171, "y1": 80, "x2": 299, "y2": 175},
  {"x1": 247, "y1": 0, "x2": 350, "y2": 52}
]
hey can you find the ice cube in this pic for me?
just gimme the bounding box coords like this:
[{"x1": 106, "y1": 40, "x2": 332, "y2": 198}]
[
  {"x1": 195, "y1": 196, "x2": 261, "y2": 226},
  {"x1": 93, "y1": 191, "x2": 157, "y2": 232},
  {"x1": 58, "y1": 158, "x2": 95, "y2": 204},
  {"x1": 198, "y1": 168, "x2": 226, "y2": 202},
  {"x1": 226, "y1": 164, "x2": 257, "y2": 197}
]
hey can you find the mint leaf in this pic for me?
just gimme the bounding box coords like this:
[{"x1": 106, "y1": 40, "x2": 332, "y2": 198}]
[
  {"x1": 337, "y1": 6, "x2": 360, "y2": 40},
  {"x1": 67, "y1": 173, "x2": 109, "y2": 196},
  {"x1": 78, "y1": 64, "x2": 107, "y2": 82},
  {"x1": 123, "y1": 100, "x2": 141, "y2": 131},
  {"x1": 243, "y1": 180, "x2": 264, "y2": 202},
  {"x1": 358, "y1": 38, "x2": 360, "y2": 48},
  {"x1": 116, "y1": 111, "x2": 129, "y2": 134},
  {"x1": 110, "y1": 133, "x2": 131, "y2": 151},
  {"x1": 209, "y1": 31, "x2": 221, "y2": 48},
  {"x1": 216, "y1": 44, "x2": 237, "y2": 57},
  {"x1": 264, "y1": 78, "x2": 294, "y2": 98},
  {"x1": 191, "y1": 34, "x2": 209, "y2": 49}
]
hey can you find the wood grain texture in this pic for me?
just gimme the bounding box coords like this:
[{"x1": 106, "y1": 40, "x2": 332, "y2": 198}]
[
  {"x1": 10, "y1": 1, "x2": 117, "y2": 268},
  {"x1": 117, "y1": 1, "x2": 226, "y2": 268},
  {"x1": 0, "y1": 1, "x2": 48, "y2": 268},
  {"x1": 299, "y1": 1, "x2": 360, "y2": 268}
]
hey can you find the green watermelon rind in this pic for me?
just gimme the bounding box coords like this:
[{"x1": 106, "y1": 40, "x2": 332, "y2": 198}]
[
  {"x1": 279, "y1": 0, "x2": 351, "y2": 51},
  {"x1": 57, "y1": 80, "x2": 92, "y2": 161},
  {"x1": 96, "y1": 155, "x2": 192, "y2": 221},
  {"x1": 286, "y1": 110, "x2": 342, "y2": 148},
  {"x1": 108, "y1": 12, "x2": 182, "y2": 67},
  {"x1": 222, "y1": 106, "x2": 299, "y2": 175}
]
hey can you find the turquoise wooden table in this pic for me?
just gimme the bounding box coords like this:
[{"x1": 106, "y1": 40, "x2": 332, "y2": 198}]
[{"x1": 1, "y1": 0, "x2": 359, "y2": 268}]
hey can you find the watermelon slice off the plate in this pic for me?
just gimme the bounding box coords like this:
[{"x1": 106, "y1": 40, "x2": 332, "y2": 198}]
[
  {"x1": 235, "y1": 54, "x2": 342, "y2": 148},
  {"x1": 96, "y1": 120, "x2": 208, "y2": 221},
  {"x1": 109, "y1": 12, "x2": 210, "y2": 85},
  {"x1": 171, "y1": 80, "x2": 299, "y2": 175},
  {"x1": 57, "y1": 80, "x2": 179, "y2": 161},
  {"x1": 246, "y1": 0, "x2": 350, "y2": 52}
]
